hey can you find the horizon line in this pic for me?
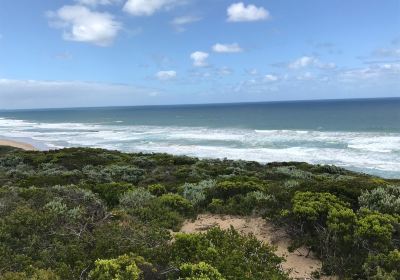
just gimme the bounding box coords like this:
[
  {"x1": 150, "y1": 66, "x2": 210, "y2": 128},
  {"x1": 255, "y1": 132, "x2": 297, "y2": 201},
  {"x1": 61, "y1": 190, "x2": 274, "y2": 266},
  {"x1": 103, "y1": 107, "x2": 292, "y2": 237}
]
[{"x1": 1, "y1": 96, "x2": 400, "y2": 112}]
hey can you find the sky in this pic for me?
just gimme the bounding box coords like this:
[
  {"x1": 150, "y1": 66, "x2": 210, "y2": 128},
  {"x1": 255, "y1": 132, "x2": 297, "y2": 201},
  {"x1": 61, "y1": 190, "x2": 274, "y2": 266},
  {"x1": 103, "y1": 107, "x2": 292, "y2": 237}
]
[{"x1": 0, "y1": 0, "x2": 399, "y2": 109}]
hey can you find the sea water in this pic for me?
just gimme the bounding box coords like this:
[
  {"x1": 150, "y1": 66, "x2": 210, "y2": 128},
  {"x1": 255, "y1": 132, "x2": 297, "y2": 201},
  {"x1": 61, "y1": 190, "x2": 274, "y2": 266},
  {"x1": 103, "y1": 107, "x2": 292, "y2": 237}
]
[{"x1": 1, "y1": 98, "x2": 399, "y2": 178}]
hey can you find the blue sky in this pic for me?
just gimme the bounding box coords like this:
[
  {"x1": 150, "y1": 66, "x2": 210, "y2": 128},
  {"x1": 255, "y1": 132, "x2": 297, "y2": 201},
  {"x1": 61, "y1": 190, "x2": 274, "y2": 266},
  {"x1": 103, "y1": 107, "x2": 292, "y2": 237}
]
[{"x1": 0, "y1": 0, "x2": 399, "y2": 109}]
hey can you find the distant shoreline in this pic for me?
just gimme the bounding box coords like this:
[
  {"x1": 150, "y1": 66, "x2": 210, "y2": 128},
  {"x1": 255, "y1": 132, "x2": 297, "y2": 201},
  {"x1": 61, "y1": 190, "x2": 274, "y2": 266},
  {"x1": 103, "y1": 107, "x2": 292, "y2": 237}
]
[{"x1": 0, "y1": 139, "x2": 36, "y2": 151}]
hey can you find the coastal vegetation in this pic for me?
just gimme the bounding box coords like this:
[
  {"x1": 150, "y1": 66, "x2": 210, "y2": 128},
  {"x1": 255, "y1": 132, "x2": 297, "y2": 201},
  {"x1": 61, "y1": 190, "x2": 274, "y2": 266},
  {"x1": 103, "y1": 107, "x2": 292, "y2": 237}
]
[{"x1": 0, "y1": 146, "x2": 399, "y2": 279}]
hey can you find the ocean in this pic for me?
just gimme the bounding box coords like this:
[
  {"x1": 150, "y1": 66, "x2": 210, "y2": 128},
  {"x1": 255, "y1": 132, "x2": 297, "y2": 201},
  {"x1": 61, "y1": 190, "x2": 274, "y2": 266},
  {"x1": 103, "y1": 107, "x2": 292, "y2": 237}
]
[{"x1": 1, "y1": 98, "x2": 399, "y2": 178}]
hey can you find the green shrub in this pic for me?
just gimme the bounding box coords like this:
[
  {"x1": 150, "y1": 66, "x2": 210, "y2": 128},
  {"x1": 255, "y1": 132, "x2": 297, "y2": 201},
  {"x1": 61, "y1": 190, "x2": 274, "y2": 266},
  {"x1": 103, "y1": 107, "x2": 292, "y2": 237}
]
[
  {"x1": 355, "y1": 209, "x2": 398, "y2": 251},
  {"x1": 359, "y1": 185, "x2": 400, "y2": 215},
  {"x1": 119, "y1": 188, "x2": 155, "y2": 210},
  {"x1": 169, "y1": 227, "x2": 288, "y2": 280},
  {"x1": 88, "y1": 254, "x2": 141, "y2": 280},
  {"x1": 1, "y1": 269, "x2": 60, "y2": 280},
  {"x1": 88, "y1": 182, "x2": 135, "y2": 207},
  {"x1": 158, "y1": 194, "x2": 194, "y2": 216},
  {"x1": 182, "y1": 180, "x2": 216, "y2": 207},
  {"x1": 363, "y1": 250, "x2": 400, "y2": 279},
  {"x1": 148, "y1": 183, "x2": 167, "y2": 196},
  {"x1": 175, "y1": 262, "x2": 225, "y2": 280},
  {"x1": 210, "y1": 180, "x2": 263, "y2": 199}
]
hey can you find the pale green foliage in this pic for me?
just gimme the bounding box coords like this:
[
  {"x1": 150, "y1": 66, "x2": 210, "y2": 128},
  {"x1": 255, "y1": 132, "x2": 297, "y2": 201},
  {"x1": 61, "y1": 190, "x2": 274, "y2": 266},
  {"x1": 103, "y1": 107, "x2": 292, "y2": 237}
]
[
  {"x1": 246, "y1": 190, "x2": 273, "y2": 201},
  {"x1": 103, "y1": 165, "x2": 144, "y2": 184},
  {"x1": 45, "y1": 197, "x2": 83, "y2": 220},
  {"x1": 82, "y1": 165, "x2": 112, "y2": 183},
  {"x1": 148, "y1": 183, "x2": 167, "y2": 196},
  {"x1": 88, "y1": 254, "x2": 141, "y2": 280},
  {"x1": 283, "y1": 179, "x2": 299, "y2": 189},
  {"x1": 0, "y1": 154, "x2": 24, "y2": 168},
  {"x1": 327, "y1": 207, "x2": 356, "y2": 241},
  {"x1": 2, "y1": 269, "x2": 60, "y2": 280},
  {"x1": 182, "y1": 180, "x2": 216, "y2": 206},
  {"x1": 292, "y1": 191, "x2": 349, "y2": 221},
  {"x1": 275, "y1": 166, "x2": 313, "y2": 179},
  {"x1": 178, "y1": 262, "x2": 226, "y2": 280},
  {"x1": 355, "y1": 209, "x2": 398, "y2": 250},
  {"x1": 6, "y1": 163, "x2": 35, "y2": 179},
  {"x1": 363, "y1": 250, "x2": 400, "y2": 279},
  {"x1": 119, "y1": 188, "x2": 155, "y2": 210},
  {"x1": 359, "y1": 185, "x2": 400, "y2": 215}
]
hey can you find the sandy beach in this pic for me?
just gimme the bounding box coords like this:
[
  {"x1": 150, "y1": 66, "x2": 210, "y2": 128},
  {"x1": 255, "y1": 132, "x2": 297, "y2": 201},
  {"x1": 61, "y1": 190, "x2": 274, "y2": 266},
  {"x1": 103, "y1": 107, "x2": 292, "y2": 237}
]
[{"x1": 0, "y1": 139, "x2": 36, "y2": 151}]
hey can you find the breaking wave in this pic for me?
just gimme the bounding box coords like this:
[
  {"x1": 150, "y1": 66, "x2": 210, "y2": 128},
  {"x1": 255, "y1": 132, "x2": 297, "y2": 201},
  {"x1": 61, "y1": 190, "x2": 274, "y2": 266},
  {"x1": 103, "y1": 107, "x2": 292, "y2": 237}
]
[{"x1": 1, "y1": 117, "x2": 400, "y2": 178}]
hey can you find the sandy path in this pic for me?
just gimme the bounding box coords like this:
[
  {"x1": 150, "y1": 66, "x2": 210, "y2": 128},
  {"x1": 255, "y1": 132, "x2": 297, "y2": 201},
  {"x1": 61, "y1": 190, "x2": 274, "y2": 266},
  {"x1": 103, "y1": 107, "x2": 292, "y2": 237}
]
[
  {"x1": 181, "y1": 214, "x2": 325, "y2": 280},
  {"x1": 0, "y1": 139, "x2": 36, "y2": 151}
]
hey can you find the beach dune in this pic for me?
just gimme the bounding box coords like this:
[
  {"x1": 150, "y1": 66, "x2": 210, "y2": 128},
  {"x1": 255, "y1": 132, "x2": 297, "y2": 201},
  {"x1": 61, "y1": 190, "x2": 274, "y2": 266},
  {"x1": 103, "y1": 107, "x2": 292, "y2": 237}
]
[{"x1": 0, "y1": 139, "x2": 36, "y2": 151}]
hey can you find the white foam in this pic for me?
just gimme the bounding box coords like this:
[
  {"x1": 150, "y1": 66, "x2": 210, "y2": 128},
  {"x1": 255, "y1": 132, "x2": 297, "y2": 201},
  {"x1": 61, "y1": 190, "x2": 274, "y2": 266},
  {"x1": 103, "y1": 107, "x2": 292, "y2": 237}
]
[{"x1": 1, "y1": 117, "x2": 400, "y2": 177}]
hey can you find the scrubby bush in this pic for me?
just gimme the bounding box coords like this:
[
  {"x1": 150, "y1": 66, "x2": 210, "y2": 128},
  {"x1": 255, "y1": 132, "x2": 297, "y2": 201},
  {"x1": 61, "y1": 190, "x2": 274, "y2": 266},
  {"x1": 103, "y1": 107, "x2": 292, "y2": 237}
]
[
  {"x1": 359, "y1": 185, "x2": 400, "y2": 215},
  {"x1": 88, "y1": 254, "x2": 141, "y2": 280},
  {"x1": 363, "y1": 250, "x2": 400, "y2": 279},
  {"x1": 158, "y1": 193, "x2": 194, "y2": 216},
  {"x1": 355, "y1": 209, "x2": 398, "y2": 251},
  {"x1": 210, "y1": 179, "x2": 263, "y2": 199},
  {"x1": 182, "y1": 180, "x2": 216, "y2": 207},
  {"x1": 169, "y1": 227, "x2": 288, "y2": 280},
  {"x1": 174, "y1": 262, "x2": 225, "y2": 280},
  {"x1": 102, "y1": 165, "x2": 145, "y2": 184},
  {"x1": 120, "y1": 188, "x2": 155, "y2": 210},
  {"x1": 1, "y1": 147, "x2": 399, "y2": 279},
  {"x1": 1, "y1": 268, "x2": 60, "y2": 280},
  {"x1": 148, "y1": 183, "x2": 167, "y2": 196},
  {"x1": 88, "y1": 182, "x2": 135, "y2": 208}
]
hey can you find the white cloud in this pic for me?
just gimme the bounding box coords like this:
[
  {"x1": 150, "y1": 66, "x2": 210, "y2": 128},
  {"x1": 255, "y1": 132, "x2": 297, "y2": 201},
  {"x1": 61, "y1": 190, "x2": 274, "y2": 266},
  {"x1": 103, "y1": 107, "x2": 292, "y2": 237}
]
[
  {"x1": 123, "y1": 0, "x2": 184, "y2": 16},
  {"x1": 247, "y1": 69, "x2": 258, "y2": 75},
  {"x1": 296, "y1": 72, "x2": 314, "y2": 81},
  {"x1": 339, "y1": 63, "x2": 400, "y2": 81},
  {"x1": 212, "y1": 43, "x2": 243, "y2": 53},
  {"x1": 264, "y1": 74, "x2": 278, "y2": 81},
  {"x1": 47, "y1": 5, "x2": 122, "y2": 46},
  {"x1": 227, "y1": 2, "x2": 269, "y2": 22},
  {"x1": 171, "y1": 15, "x2": 201, "y2": 25},
  {"x1": 288, "y1": 56, "x2": 317, "y2": 69},
  {"x1": 217, "y1": 67, "x2": 233, "y2": 76},
  {"x1": 190, "y1": 51, "x2": 209, "y2": 67},
  {"x1": 156, "y1": 70, "x2": 177, "y2": 80},
  {"x1": 74, "y1": 0, "x2": 120, "y2": 6},
  {"x1": 171, "y1": 15, "x2": 201, "y2": 32},
  {"x1": 288, "y1": 56, "x2": 336, "y2": 70}
]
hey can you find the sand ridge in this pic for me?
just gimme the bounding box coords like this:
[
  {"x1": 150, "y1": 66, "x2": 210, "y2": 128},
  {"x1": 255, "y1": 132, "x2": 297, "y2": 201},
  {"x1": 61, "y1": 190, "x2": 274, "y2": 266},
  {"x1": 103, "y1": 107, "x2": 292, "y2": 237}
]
[
  {"x1": 0, "y1": 139, "x2": 36, "y2": 151},
  {"x1": 180, "y1": 214, "x2": 329, "y2": 280}
]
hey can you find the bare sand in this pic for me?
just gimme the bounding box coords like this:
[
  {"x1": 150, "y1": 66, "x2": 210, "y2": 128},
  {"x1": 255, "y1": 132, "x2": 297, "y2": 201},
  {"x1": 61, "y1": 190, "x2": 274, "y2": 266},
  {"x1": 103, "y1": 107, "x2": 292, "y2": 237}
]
[
  {"x1": 180, "y1": 214, "x2": 335, "y2": 280},
  {"x1": 0, "y1": 139, "x2": 36, "y2": 151}
]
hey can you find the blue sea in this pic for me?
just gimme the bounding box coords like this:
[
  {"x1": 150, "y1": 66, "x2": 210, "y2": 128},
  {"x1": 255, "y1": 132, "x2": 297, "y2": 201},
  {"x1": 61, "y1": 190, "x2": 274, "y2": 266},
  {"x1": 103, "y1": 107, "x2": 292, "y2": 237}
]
[{"x1": 1, "y1": 98, "x2": 400, "y2": 178}]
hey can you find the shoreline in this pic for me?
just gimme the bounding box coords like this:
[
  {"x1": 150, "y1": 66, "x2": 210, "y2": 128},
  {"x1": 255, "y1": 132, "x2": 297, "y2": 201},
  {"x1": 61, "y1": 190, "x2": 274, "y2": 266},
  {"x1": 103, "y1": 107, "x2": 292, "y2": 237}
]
[
  {"x1": 0, "y1": 139, "x2": 36, "y2": 151},
  {"x1": 0, "y1": 136, "x2": 398, "y2": 179}
]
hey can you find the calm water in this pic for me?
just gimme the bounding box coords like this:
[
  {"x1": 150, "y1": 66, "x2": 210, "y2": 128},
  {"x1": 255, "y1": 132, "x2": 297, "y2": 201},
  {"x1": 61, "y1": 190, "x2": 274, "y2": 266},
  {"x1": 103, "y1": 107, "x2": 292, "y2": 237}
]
[{"x1": 1, "y1": 98, "x2": 400, "y2": 178}]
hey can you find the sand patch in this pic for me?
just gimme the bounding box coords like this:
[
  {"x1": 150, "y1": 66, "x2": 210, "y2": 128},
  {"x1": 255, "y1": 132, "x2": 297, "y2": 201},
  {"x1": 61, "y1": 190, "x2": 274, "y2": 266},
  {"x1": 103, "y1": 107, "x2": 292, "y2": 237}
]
[
  {"x1": 181, "y1": 214, "x2": 327, "y2": 280},
  {"x1": 0, "y1": 139, "x2": 36, "y2": 151}
]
